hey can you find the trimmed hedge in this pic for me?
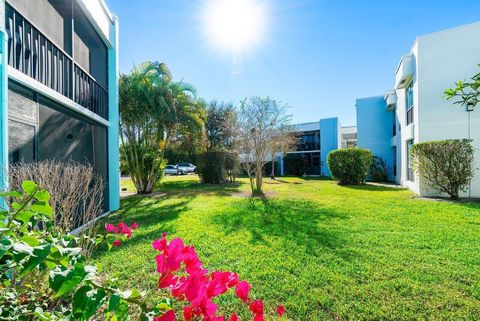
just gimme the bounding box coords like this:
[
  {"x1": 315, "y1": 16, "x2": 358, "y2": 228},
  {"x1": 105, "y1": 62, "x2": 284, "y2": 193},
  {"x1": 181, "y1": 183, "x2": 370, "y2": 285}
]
[
  {"x1": 410, "y1": 139, "x2": 475, "y2": 199},
  {"x1": 197, "y1": 152, "x2": 239, "y2": 184},
  {"x1": 327, "y1": 148, "x2": 373, "y2": 185}
]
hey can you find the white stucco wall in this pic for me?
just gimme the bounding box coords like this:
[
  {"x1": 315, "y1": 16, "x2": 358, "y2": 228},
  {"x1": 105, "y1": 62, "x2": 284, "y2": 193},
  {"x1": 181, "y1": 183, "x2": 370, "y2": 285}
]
[{"x1": 415, "y1": 22, "x2": 480, "y2": 197}]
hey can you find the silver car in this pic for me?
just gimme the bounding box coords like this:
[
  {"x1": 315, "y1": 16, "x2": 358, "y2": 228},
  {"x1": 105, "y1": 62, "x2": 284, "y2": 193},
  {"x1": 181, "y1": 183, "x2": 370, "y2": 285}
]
[
  {"x1": 164, "y1": 165, "x2": 181, "y2": 175},
  {"x1": 176, "y1": 163, "x2": 196, "y2": 174}
]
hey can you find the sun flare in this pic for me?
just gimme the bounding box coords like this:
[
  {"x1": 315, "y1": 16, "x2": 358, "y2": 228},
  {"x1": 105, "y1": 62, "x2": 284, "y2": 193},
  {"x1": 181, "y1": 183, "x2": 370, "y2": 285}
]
[{"x1": 202, "y1": 0, "x2": 268, "y2": 54}]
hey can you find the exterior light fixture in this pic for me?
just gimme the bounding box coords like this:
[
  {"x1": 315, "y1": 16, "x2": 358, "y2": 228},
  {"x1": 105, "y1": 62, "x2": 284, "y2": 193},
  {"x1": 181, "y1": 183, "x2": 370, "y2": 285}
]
[{"x1": 466, "y1": 102, "x2": 475, "y2": 112}]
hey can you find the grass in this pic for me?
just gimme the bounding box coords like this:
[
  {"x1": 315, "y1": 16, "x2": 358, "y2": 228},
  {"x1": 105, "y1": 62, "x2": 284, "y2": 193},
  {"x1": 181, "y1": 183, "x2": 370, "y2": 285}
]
[{"x1": 97, "y1": 175, "x2": 480, "y2": 320}]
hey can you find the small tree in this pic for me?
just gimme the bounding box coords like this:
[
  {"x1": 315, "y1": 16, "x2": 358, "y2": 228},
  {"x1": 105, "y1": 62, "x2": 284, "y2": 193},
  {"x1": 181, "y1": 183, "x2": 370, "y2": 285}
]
[
  {"x1": 237, "y1": 97, "x2": 292, "y2": 194},
  {"x1": 205, "y1": 101, "x2": 237, "y2": 152},
  {"x1": 410, "y1": 139, "x2": 475, "y2": 200},
  {"x1": 327, "y1": 148, "x2": 373, "y2": 185},
  {"x1": 268, "y1": 125, "x2": 297, "y2": 179},
  {"x1": 445, "y1": 64, "x2": 480, "y2": 109}
]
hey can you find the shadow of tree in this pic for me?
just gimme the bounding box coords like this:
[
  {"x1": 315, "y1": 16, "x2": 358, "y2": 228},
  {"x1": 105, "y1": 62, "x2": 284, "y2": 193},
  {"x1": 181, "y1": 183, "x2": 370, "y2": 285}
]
[
  {"x1": 211, "y1": 197, "x2": 355, "y2": 259},
  {"x1": 341, "y1": 184, "x2": 406, "y2": 192}
]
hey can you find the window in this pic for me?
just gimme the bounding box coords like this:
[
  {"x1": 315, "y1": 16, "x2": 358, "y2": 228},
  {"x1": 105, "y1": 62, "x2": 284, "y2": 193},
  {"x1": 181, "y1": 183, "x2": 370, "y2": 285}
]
[
  {"x1": 406, "y1": 139, "x2": 414, "y2": 182},
  {"x1": 406, "y1": 82, "x2": 414, "y2": 125}
]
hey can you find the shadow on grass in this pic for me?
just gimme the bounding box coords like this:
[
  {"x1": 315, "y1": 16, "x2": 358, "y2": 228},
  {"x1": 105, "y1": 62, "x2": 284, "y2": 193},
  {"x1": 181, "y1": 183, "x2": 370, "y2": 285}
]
[
  {"x1": 211, "y1": 197, "x2": 355, "y2": 259},
  {"x1": 341, "y1": 184, "x2": 406, "y2": 192}
]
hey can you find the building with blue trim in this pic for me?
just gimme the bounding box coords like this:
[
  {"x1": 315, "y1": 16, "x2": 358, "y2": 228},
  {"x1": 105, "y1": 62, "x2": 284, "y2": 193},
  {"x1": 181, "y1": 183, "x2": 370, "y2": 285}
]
[
  {"x1": 0, "y1": 0, "x2": 120, "y2": 211},
  {"x1": 275, "y1": 118, "x2": 356, "y2": 176},
  {"x1": 356, "y1": 22, "x2": 480, "y2": 198}
]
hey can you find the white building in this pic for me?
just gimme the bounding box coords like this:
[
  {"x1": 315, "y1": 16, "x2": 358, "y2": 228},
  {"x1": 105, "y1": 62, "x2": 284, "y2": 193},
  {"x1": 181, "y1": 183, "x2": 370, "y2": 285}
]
[{"x1": 357, "y1": 22, "x2": 480, "y2": 198}]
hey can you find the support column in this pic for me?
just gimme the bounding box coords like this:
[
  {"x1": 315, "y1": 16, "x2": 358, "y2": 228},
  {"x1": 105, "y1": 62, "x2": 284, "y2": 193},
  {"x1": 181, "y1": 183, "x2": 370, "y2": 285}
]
[
  {"x1": 0, "y1": 30, "x2": 8, "y2": 199},
  {"x1": 107, "y1": 17, "x2": 120, "y2": 211}
]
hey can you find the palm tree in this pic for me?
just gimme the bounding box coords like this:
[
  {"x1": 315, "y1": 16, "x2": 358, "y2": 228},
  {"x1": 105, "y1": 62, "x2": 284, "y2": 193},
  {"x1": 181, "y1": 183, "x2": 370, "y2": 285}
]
[{"x1": 119, "y1": 61, "x2": 204, "y2": 194}]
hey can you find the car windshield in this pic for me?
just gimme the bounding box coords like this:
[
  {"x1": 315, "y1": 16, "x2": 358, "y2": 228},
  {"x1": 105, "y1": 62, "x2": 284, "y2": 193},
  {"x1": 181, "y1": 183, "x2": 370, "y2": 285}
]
[
  {"x1": 166, "y1": 166, "x2": 174, "y2": 169},
  {"x1": 178, "y1": 163, "x2": 190, "y2": 166}
]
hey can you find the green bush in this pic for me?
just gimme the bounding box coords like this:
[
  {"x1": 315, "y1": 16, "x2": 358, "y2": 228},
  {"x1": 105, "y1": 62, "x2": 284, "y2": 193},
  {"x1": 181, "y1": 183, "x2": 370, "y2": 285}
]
[
  {"x1": 327, "y1": 148, "x2": 373, "y2": 185},
  {"x1": 197, "y1": 152, "x2": 239, "y2": 184},
  {"x1": 410, "y1": 139, "x2": 475, "y2": 199},
  {"x1": 284, "y1": 154, "x2": 306, "y2": 176},
  {"x1": 369, "y1": 156, "x2": 388, "y2": 182}
]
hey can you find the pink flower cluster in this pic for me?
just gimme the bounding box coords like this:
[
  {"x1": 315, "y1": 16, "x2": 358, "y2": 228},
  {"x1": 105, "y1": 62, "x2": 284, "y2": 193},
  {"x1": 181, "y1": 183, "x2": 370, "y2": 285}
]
[
  {"x1": 105, "y1": 222, "x2": 139, "y2": 247},
  {"x1": 152, "y1": 233, "x2": 286, "y2": 321}
]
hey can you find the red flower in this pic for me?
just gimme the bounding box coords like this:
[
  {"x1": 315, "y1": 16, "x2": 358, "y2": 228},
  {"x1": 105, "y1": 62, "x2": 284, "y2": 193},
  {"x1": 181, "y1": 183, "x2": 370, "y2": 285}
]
[
  {"x1": 152, "y1": 237, "x2": 167, "y2": 251},
  {"x1": 183, "y1": 306, "x2": 194, "y2": 321},
  {"x1": 249, "y1": 300, "x2": 264, "y2": 315},
  {"x1": 277, "y1": 305, "x2": 286, "y2": 317},
  {"x1": 184, "y1": 273, "x2": 207, "y2": 307},
  {"x1": 105, "y1": 223, "x2": 118, "y2": 233},
  {"x1": 131, "y1": 222, "x2": 139, "y2": 229},
  {"x1": 154, "y1": 310, "x2": 175, "y2": 321},
  {"x1": 235, "y1": 281, "x2": 251, "y2": 302},
  {"x1": 229, "y1": 314, "x2": 239, "y2": 321},
  {"x1": 253, "y1": 315, "x2": 264, "y2": 321},
  {"x1": 113, "y1": 239, "x2": 121, "y2": 247}
]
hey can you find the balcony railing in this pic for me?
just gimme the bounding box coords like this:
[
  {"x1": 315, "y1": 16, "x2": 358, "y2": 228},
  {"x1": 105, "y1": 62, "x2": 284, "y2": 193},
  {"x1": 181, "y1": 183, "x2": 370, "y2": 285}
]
[
  {"x1": 406, "y1": 106, "x2": 414, "y2": 126},
  {"x1": 6, "y1": 5, "x2": 108, "y2": 120}
]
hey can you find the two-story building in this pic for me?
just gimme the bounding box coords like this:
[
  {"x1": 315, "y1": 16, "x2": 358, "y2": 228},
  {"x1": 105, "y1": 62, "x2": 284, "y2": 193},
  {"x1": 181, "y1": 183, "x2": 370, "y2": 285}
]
[
  {"x1": 0, "y1": 0, "x2": 120, "y2": 211},
  {"x1": 356, "y1": 22, "x2": 480, "y2": 198},
  {"x1": 276, "y1": 117, "x2": 357, "y2": 176}
]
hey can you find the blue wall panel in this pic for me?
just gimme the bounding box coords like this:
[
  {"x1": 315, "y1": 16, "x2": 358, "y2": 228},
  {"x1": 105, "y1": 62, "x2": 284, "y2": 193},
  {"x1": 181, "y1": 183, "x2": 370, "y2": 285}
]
[
  {"x1": 356, "y1": 96, "x2": 395, "y2": 181},
  {"x1": 320, "y1": 117, "x2": 339, "y2": 177}
]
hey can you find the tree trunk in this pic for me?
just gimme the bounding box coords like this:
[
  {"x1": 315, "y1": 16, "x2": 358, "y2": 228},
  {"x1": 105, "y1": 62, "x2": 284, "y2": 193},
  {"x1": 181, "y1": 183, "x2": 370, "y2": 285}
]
[{"x1": 270, "y1": 153, "x2": 275, "y2": 179}]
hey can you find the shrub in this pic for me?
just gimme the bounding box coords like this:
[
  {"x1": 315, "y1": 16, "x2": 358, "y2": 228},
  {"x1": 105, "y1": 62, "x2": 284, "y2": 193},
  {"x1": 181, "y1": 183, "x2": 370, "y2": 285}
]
[
  {"x1": 369, "y1": 156, "x2": 388, "y2": 182},
  {"x1": 197, "y1": 152, "x2": 239, "y2": 184},
  {"x1": 284, "y1": 154, "x2": 306, "y2": 176},
  {"x1": 0, "y1": 181, "x2": 283, "y2": 320},
  {"x1": 327, "y1": 148, "x2": 373, "y2": 185},
  {"x1": 410, "y1": 139, "x2": 475, "y2": 199}
]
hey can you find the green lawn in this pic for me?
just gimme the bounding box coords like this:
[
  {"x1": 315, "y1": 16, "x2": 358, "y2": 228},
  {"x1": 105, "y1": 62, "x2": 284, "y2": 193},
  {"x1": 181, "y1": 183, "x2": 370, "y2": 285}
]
[{"x1": 97, "y1": 176, "x2": 480, "y2": 320}]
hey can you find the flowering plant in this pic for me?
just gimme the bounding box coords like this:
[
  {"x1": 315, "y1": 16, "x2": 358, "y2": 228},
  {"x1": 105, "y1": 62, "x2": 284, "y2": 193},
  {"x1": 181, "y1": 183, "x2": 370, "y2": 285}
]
[
  {"x1": 0, "y1": 181, "x2": 286, "y2": 320},
  {"x1": 151, "y1": 233, "x2": 286, "y2": 321}
]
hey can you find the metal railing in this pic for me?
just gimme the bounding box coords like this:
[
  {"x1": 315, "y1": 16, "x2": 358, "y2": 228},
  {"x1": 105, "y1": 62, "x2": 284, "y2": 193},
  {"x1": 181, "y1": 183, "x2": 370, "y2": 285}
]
[
  {"x1": 6, "y1": 5, "x2": 108, "y2": 119},
  {"x1": 406, "y1": 106, "x2": 414, "y2": 125}
]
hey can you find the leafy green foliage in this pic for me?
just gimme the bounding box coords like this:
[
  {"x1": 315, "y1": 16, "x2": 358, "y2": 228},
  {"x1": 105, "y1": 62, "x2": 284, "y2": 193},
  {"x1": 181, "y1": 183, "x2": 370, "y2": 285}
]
[
  {"x1": 327, "y1": 148, "x2": 373, "y2": 185},
  {"x1": 445, "y1": 64, "x2": 480, "y2": 109},
  {"x1": 197, "y1": 151, "x2": 239, "y2": 184},
  {"x1": 410, "y1": 139, "x2": 475, "y2": 199},
  {"x1": 120, "y1": 61, "x2": 205, "y2": 194},
  {"x1": 0, "y1": 181, "x2": 154, "y2": 320}
]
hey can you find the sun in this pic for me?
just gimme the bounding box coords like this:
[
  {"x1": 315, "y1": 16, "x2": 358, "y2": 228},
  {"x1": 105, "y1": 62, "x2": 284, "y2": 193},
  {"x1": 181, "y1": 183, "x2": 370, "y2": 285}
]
[{"x1": 202, "y1": 0, "x2": 268, "y2": 54}]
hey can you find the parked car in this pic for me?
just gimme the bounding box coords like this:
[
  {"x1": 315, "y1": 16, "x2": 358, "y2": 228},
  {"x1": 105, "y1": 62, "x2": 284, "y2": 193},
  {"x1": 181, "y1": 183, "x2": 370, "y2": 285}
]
[
  {"x1": 176, "y1": 163, "x2": 197, "y2": 173},
  {"x1": 164, "y1": 165, "x2": 183, "y2": 175}
]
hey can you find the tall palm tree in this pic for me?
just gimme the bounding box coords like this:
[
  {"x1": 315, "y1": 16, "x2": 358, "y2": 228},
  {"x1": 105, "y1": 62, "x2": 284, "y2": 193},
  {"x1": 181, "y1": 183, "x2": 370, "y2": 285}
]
[{"x1": 119, "y1": 61, "x2": 204, "y2": 194}]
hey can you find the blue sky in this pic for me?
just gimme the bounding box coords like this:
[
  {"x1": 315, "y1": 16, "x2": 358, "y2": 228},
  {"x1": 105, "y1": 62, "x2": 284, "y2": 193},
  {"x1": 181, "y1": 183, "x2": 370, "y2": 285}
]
[{"x1": 106, "y1": 0, "x2": 480, "y2": 126}]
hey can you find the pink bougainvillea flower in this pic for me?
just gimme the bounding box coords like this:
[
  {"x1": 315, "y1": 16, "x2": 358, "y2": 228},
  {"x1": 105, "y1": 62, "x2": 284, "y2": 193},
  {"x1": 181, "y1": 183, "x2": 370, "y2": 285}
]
[
  {"x1": 158, "y1": 273, "x2": 178, "y2": 289},
  {"x1": 207, "y1": 272, "x2": 229, "y2": 297},
  {"x1": 225, "y1": 272, "x2": 239, "y2": 288},
  {"x1": 249, "y1": 300, "x2": 264, "y2": 316},
  {"x1": 165, "y1": 238, "x2": 185, "y2": 271},
  {"x1": 184, "y1": 272, "x2": 207, "y2": 307},
  {"x1": 183, "y1": 306, "x2": 195, "y2": 321},
  {"x1": 152, "y1": 237, "x2": 167, "y2": 252},
  {"x1": 229, "y1": 314, "x2": 239, "y2": 321},
  {"x1": 235, "y1": 281, "x2": 251, "y2": 302},
  {"x1": 253, "y1": 315, "x2": 264, "y2": 321},
  {"x1": 131, "y1": 222, "x2": 139, "y2": 229},
  {"x1": 182, "y1": 246, "x2": 203, "y2": 273},
  {"x1": 210, "y1": 316, "x2": 225, "y2": 321},
  {"x1": 154, "y1": 310, "x2": 176, "y2": 321},
  {"x1": 112, "y1": 239, "x2": 121, "y2": 247},
  {"x1": 201, "y1": 298, "x2": 218, "y2": 318},
  {"x1": 105, "y1": 223, "x2": 117, "y2": 233},
  {"x1": 277, "y1": 305, "x2": 286, "y2": 317}
]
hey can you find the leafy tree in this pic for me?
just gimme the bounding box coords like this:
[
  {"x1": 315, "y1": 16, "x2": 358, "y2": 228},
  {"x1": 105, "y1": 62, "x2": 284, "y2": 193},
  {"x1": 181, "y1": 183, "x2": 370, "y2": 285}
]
[
  {"x1": 205, "y1": 101, "x2": 237, "y2": 152},
  {"x1": 410, "y1": 139, "x2": 475, "y2": 200},
  {"x1": 237, "y1": 97, "x2": 292, "y2": 194},
  {"x1": 268, "y1": 125, "x2": 297, "y2": 179},
  {"x1": 119, "y1": 62, "x2": 204, "y2": 194},
  {"x1": 445, "y1": 64, "x2": 480, "y2": 109}
]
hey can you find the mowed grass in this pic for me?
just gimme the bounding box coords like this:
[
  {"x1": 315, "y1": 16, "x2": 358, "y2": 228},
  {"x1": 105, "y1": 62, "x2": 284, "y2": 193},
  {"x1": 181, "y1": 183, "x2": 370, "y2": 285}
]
[{"x1": 96, "y1": 175, "x2": 480, "y2": 320}]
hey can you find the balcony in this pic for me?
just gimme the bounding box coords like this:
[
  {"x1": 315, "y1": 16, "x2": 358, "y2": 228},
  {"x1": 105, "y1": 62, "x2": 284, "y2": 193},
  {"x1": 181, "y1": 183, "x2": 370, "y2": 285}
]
[
  {"x1": 395, "y1": 54, "x2": 415, "y2": 89},
  {"x1": 6, "y1": 5, "x2": 108, "y2": 120}
]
